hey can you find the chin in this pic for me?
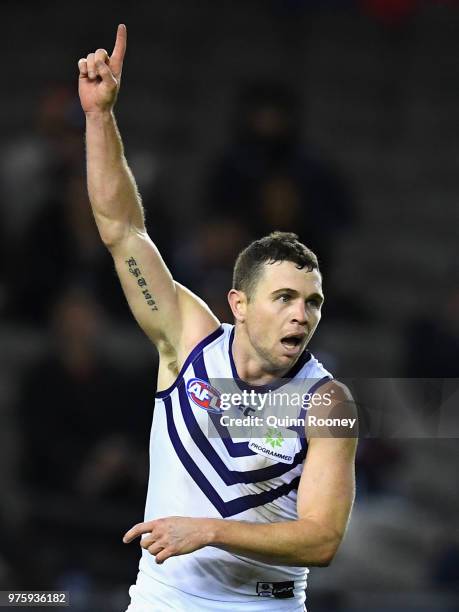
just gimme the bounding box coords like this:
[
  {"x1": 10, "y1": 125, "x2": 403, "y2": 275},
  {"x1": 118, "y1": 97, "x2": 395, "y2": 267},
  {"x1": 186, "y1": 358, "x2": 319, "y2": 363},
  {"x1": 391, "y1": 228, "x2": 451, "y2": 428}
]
[
  {"x1": 273, "y1": 352, "x2": 297, "y2": 370},
  {"x1": 282, "y1": 353, "x2": 298, "y2": 365}
]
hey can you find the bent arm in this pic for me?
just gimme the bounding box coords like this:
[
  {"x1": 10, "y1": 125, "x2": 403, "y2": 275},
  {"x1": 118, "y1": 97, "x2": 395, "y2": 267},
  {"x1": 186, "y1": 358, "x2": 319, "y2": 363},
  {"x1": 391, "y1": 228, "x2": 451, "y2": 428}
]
[
  {"x1": 208, "y1": 382, "x2": 357, "y2": 566},
  {"x1": 208, "y1": 439, "x2": 356, "y2": 566},
  {"x1": 124, "y1": 383, "x2": 357, "y2": 564},
  {"x1": 208, "y1": 513, "x2": 341, "y2": 567},
  {"x1": 128, "y1": 434, "x2": 357, "y2": 566}
]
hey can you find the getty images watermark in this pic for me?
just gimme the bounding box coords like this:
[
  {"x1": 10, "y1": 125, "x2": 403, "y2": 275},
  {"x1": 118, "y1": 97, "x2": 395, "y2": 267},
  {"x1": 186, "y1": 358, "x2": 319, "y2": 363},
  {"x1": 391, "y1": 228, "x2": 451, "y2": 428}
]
[
  {"x1": 185, "y1": 378, "x2": 358, "y2": 463},
  {"x1": 216, "y1": 389, "x2": 357, "y2": 431},
  {"x1": 185, "y1": 377, "x2": 459, "y2": 440},
  {"x1": 186, "y1": 377, "x2": 359, "y2": 446}
]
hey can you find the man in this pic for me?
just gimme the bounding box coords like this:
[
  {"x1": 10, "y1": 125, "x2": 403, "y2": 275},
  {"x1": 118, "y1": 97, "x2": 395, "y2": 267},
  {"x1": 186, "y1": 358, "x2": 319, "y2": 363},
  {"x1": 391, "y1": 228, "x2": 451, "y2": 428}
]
[{"x1": 78, "y1": 25, "x2": 357, "y2": 612}]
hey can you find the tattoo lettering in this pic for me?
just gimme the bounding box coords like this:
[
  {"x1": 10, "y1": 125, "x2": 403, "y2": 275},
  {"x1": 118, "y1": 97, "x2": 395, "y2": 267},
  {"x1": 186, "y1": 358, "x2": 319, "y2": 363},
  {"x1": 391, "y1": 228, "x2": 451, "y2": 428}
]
[
  {"x1": 125, "y1": 257, "x2": 159, "y2": 311},
  {"x1": 129, "y1": 267, "x2": 141, "y2": 278}
]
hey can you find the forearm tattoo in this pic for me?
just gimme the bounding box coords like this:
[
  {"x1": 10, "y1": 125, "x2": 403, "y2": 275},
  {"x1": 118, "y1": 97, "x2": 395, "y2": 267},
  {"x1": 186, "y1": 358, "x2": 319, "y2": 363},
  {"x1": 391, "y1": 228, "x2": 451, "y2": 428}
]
[{"x1": 125, "y1": 257, "x2": 159, "y2": 311}]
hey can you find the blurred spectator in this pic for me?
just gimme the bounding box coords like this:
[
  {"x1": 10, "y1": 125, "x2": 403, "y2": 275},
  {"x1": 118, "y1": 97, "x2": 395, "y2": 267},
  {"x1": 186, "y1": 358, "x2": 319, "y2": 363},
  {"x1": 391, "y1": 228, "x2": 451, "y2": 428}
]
[
  {"x1": 173, "y1": 215, "x2": 251, "y2": 321},
  {"x1": 5, "y1": 155, "x2": 175, "y2": 326},
  {"x1": 356, "y1": 439, "x2": 403, "y2": 497},
  {"x1": 14, "y1": 286, "x2": 155, "y2": 589},
  {"x1": 141, "y1": 176, "x2": 179, "y2": 277},
  {"x1": 432, "y1": 533, "x2": 459, "y2": 590},
  {"x1": 204, "y1": 80, "x2": 356, "y2": 273},
  {"x1": 404, "y1": 288, "x2": 459, "y2": 377},
  {"x1": 0, "y1": 83, "x2": 84, "y2": 244},
  {"x1": 5, "y1": 172, "x2": 130, "y2": 324},
  {"x1": 18, "y1": 287, "x2": 151, "y2": 502},
  {"x1": 0, "y1": 526, "x2": 17, "y2": 589}
]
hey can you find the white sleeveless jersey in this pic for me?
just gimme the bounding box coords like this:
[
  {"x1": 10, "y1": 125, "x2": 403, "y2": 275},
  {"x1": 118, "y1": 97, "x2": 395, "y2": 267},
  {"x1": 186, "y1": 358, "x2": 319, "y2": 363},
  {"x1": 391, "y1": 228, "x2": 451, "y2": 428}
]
[{"x1": 136, "y1": 323, "x2": 332, "y2": 610}]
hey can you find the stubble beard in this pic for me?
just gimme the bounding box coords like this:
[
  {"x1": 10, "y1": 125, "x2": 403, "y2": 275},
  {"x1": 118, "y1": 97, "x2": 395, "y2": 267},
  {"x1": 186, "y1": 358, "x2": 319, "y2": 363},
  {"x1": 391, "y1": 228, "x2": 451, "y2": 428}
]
[{"x1": 249, "y1": 332, "x2": 293, "y2": 377}]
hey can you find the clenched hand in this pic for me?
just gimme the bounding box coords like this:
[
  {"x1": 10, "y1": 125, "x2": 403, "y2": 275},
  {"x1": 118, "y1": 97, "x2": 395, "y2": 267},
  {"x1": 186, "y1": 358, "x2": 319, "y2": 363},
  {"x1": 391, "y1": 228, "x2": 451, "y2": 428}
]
[{"x1": 78, "y1": 24, "x2": 127, "y2": 114}]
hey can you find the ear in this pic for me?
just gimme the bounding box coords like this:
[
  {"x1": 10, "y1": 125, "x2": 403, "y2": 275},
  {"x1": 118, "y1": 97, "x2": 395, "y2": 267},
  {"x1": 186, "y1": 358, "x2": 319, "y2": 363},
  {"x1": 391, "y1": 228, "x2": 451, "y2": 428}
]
[{"x1": 227, "y1": 289, "x2": 247, "y2": 323}]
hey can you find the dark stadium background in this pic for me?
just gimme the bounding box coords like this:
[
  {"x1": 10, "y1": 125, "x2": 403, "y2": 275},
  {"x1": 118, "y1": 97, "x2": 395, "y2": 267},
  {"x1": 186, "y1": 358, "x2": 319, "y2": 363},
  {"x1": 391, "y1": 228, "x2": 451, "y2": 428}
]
[{"x1": 0, "y1": 1, "x2": 458, "y2": 611}]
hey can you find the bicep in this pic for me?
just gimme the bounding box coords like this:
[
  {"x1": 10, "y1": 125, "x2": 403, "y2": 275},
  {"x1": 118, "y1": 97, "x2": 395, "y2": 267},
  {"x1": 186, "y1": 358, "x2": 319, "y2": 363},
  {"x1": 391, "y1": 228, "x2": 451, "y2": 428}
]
[
  {"x1": 297, "y1": 436, "x2": 357, "y2": 540},
  {"x1": 298, "y1": 381, "x2": 358, "y2": 537},
  {"x1": 110, "y1": 229, "x2": 219, "y2": 352}
]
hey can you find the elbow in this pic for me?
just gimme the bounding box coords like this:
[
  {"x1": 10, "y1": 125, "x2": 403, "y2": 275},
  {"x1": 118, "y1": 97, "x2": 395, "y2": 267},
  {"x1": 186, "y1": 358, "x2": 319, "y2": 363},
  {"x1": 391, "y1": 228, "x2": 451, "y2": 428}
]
[
  {"x1": 98, "y1": 218, "x2": 144, "y2": 250},
  {"x1": 97, "y1": 220, "x2": 129, "y2": 249},
  {"x1": 101, "y1": 233, "x2": 124, "y2": 250},
  {"x1": 314, "y1": 547, "x2": 337, "y2": 567},
  {"x1": 316, "y1": 533, "x2": 342, "y2": 566},
  {"x1": 93, "y1": 219, "x2": 120, "y2": 248},
  {"x1": 298, "y1": 531, "x2": 341, "y2": 567}
]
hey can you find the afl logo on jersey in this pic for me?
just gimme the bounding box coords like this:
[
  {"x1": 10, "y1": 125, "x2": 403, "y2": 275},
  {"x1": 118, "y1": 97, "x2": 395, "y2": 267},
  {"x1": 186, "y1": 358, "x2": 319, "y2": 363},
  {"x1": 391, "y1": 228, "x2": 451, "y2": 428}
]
[{"x1": 186, "y1": 378, "x2": 222, "y2": 414}]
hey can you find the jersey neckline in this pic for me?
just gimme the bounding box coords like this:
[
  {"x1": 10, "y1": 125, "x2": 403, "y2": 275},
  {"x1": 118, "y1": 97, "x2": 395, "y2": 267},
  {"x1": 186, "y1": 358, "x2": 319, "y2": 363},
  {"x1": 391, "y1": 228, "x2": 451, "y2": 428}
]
[{"x1": 228, "y1": 326, "x2": 311, "y2": 394}]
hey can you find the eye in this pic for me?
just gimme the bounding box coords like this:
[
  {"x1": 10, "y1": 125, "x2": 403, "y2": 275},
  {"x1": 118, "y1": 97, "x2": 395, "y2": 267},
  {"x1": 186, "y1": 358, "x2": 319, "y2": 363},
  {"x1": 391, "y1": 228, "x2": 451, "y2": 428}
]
[
  {"x1": 278, "y1": 293, "x2": 291, "y2": 303},
  {"x1": 307, "y1": 298, "x2": 321, "y2": 309}
]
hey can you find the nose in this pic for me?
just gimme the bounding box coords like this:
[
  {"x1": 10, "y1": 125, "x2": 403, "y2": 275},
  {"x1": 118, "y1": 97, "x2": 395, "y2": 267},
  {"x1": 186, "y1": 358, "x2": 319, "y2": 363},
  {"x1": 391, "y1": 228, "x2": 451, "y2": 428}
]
[{"x1": 291, "y1": 300, "x2": 308, "y2": 326}]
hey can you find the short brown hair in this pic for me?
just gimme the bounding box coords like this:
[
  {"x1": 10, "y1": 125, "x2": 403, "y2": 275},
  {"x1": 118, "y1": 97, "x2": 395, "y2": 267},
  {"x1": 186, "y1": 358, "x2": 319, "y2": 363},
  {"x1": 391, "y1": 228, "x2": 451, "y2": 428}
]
[{"x1": 232, "y1": 231, "x2": 319, "y2": 300}]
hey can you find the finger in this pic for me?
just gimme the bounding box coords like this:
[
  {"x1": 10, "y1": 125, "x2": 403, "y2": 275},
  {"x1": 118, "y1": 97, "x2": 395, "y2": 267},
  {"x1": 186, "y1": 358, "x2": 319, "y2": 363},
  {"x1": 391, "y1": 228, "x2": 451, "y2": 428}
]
[
  {"x1": 123, "y1": 521, "x2": 154, "y2": 543},
  {"x1": 110, "y1": 23, "x2": 127, "y2": 76},
  {"x1": 155, "y1": 547, "x2": 174, "y2": 564},
  {"x1": 139, "y1": 534, "x2": 157, "y2": 550},
  {"x1": 78, "y1": 58, "x2": 88, "y2": 78},
  {"x1": 94, "y1": 48, "x2": 109, "y2": 65},
  {"x1": 95, "y1": 60, "x2": 117, "y2": 86},
  {"x1": 148, "y1": 542, "x2": 165, "y2": 556},
  {"x1": 86, "y1": 52, "x2": 96, "y2": 80}
]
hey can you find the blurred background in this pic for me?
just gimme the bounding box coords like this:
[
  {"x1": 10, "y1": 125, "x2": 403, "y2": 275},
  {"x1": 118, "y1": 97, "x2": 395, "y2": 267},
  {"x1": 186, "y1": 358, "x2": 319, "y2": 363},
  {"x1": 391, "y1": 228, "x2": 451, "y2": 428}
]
[{"x1": 0, "y1": 1, "x2": 458, "y2": 610}]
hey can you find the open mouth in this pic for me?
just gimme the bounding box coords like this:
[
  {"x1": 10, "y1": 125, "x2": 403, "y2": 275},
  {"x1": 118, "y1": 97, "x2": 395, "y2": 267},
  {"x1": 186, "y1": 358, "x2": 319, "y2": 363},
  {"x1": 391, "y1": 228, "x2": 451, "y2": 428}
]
[{"x1": 280, "y1": 334, "x2": 304, "y2": 351}]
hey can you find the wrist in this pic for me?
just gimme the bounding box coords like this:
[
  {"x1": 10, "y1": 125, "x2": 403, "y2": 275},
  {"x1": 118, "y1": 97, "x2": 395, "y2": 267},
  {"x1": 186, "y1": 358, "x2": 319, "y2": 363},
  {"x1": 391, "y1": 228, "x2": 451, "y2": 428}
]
[
  {"x1": 205, "y1": 518, "x2": 223, "y2": 547},
  {"x1": 85, "y1": 108, "x2": 115, "y2": 123}
]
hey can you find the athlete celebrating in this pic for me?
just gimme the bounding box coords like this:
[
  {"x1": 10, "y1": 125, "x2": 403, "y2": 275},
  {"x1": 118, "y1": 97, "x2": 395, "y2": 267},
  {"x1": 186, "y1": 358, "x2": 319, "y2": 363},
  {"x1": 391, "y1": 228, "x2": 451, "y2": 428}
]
[{"x1": 78, "y1": 24, "x2": 357, "y2": 612}]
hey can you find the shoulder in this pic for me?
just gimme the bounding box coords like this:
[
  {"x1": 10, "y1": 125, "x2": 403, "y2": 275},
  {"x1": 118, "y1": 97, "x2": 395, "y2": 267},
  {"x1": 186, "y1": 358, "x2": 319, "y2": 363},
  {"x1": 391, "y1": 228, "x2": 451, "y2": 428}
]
[
  {"x1": 299, "y1": 352, "x2": 334, "y2": 391},
  {"x1": 305, "y1": 378, "x2": 358, "y2": 443},
  {"x1": 318, "y1": 379, "x2": 354, "y2": 403}
]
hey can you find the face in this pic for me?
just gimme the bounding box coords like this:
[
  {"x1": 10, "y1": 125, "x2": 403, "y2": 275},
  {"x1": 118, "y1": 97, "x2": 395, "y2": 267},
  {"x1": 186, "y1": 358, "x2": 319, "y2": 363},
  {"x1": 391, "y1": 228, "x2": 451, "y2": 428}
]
[{"x1": 240, "y1": 261, "x2": 324, "y2": 373}]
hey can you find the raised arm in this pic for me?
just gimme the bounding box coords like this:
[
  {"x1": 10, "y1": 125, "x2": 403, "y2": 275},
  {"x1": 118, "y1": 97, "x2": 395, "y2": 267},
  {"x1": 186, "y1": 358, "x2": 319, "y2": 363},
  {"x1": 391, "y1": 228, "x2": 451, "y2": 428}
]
[{"x1": 77, "y1": 25, "x2": 219, "y2": 367}]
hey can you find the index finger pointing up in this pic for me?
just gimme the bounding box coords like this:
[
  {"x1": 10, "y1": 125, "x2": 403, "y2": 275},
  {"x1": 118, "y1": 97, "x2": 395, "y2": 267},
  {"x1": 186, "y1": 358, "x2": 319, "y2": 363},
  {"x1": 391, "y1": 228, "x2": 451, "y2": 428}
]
[{"x1": 110, "y1": 23, "x2": 127, "y2": 76}]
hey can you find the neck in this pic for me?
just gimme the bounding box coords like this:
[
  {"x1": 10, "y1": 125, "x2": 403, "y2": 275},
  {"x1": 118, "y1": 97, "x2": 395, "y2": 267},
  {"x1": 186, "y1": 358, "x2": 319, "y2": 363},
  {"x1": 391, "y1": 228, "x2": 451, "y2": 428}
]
[{"x1": 232, "y1": 324, "x2": 293, "y2": 386}]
